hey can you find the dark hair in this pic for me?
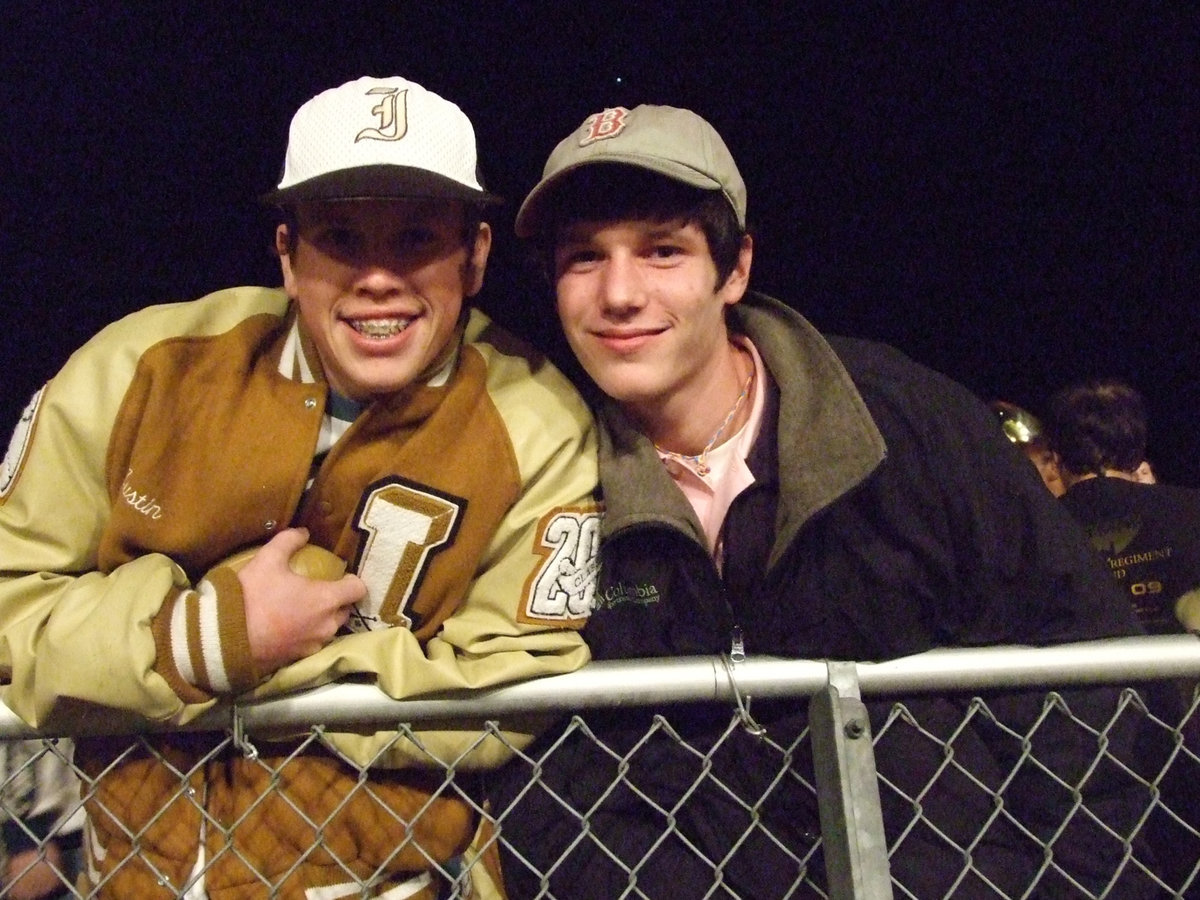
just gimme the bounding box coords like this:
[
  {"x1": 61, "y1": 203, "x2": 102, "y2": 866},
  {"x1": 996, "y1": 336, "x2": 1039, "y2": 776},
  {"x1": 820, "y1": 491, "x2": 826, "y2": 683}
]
[
  {"x1": 529, "y1": 164, "x2": 747, "y2": 288},
  {"x1": 1045, "y1": 378, "x2": 1148, "y2": 475}
]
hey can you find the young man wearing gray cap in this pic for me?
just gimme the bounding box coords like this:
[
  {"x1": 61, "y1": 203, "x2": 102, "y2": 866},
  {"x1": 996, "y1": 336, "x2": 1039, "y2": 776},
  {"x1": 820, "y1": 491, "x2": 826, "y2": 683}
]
[
  {"x1": 0, "y1": 76, "x2": 599, "y2": 898},
  {"x1": 484, "y1": 105, "x2": 1168, "y2": 897}
]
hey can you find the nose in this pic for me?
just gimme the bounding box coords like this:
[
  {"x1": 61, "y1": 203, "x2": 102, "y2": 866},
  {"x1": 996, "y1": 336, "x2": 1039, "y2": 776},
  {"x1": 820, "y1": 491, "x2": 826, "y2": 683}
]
[
  {"x1": 597, "y1": 253, "x2": 644, "y2": 315},
  {"x1": 356, "y1": 263, "x2": 403, "y2": 294},
  {"x1": 353, "y1": 247, "x2": 409, "y2": 298}
]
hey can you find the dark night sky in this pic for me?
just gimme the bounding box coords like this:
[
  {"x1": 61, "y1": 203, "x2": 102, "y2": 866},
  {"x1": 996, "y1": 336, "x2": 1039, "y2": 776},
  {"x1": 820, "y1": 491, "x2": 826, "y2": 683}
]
[{"x1": 3, "y1": 4, "x2": 1197, "y2": 484}]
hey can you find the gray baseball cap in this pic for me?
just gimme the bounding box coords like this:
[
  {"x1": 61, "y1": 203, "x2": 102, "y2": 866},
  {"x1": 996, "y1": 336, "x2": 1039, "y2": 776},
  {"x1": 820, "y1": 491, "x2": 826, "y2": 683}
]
[
  {"x1": 262, "y1": 76, "x2": 501, "y2": 206},
  {"x1": 515, "y1": 104, "x2": 746, "y2": 237}
]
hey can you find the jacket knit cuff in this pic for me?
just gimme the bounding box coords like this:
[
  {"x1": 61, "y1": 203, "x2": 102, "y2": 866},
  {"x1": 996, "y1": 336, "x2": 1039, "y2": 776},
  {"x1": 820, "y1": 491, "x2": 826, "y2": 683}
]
[{"x1": 151, "y1": 564, "x2": 260, "y2": 700}]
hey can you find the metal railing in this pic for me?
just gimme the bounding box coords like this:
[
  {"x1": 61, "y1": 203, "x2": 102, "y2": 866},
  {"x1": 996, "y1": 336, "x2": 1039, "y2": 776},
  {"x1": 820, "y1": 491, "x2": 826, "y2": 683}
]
[{"x1": 1, "y1": 634, "x2": 1198, "y2": 898}]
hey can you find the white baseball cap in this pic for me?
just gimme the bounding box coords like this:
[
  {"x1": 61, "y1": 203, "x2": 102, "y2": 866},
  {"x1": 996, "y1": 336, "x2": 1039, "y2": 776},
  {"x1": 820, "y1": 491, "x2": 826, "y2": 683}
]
[
  {"x1": 515, "y1": 104, "x2": 746, "y2": 237},
  {"x1": 262, "y1": 76, "x2": 501, "y2": 206}
]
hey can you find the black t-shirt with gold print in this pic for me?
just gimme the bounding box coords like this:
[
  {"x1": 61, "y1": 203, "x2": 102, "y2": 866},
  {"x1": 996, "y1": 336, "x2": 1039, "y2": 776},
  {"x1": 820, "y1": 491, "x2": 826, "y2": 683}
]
[{"x1": 1061, "y1": 477, "x2": 1200, "y2": 633}]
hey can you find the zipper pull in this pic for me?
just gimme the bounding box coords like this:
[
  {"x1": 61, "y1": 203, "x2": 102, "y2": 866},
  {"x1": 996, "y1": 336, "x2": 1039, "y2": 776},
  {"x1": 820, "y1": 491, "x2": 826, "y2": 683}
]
[
  {"x1": 730, "y1": 626, "x2": 746, "y2": 663},
  {"x1": 722, "y1": 627, "x2": 766, "y2": 737}
]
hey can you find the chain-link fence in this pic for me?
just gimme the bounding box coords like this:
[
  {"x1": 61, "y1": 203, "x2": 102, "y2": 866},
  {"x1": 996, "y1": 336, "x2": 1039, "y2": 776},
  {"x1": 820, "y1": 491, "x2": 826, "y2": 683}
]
[{"x1": 1, "y1": 634, "x2": 1198, "y2": 899}]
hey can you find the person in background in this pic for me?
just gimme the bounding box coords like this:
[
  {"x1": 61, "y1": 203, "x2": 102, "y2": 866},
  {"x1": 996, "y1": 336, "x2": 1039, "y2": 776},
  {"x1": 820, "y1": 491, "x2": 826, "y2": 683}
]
[
  {"x1": 1044, "y1": 377, "x2": 1200, "y2": 889},
  {"x1": 990, "y1": 399, "x2": 1065, "y2": 496},
  {"x1": 481, "y1": 104, "x2": 1165, "y2": 897},
  {"x1": 1046, "y1": 377, "x2": 1200, "y2": 633},
  {"x1": 0, "y1": 76, "x2": 599, "y2": 898}
]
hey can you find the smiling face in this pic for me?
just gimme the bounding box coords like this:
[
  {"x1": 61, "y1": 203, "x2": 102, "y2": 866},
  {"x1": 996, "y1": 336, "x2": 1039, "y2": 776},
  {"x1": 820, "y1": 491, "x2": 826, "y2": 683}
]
[
  {"x1": 553, "y1": 217, "x2": 752, "y2": 429},
  {"x1": 277, "y1": 198, "x2": 490, "y2": 401}
]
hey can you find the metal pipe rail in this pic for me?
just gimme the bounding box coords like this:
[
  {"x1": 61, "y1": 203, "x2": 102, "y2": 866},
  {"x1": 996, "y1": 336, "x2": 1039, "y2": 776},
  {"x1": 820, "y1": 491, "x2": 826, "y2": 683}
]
[{"x1": 1, "y1": 633, "x2": 1197, "y2": 739}]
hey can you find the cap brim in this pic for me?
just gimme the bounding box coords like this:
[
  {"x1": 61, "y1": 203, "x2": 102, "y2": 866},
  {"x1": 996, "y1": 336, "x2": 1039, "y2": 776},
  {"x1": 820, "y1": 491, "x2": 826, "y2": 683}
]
[
  {"x1": 515, "y1": 157, "x2": 725, "y2": 237},
  {"x1": 261, "y1": 165, "x2": 503, "y2": 206}
]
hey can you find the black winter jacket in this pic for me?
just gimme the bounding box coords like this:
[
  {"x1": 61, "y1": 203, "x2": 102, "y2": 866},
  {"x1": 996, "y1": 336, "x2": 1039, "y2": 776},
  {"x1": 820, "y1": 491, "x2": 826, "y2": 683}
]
[{"x1": 488, "y1": 294, "x2": 1175, "y2": 898}]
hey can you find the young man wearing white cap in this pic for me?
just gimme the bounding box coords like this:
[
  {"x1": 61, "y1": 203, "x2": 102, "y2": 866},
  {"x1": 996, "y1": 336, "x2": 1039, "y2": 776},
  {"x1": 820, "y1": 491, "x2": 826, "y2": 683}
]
[
  {"x1": 0, "y1": 76, "x2": 599, "y2": 898},
  {"x1": 484, "y1": 105, "x2": 1171, "y2": 897}
]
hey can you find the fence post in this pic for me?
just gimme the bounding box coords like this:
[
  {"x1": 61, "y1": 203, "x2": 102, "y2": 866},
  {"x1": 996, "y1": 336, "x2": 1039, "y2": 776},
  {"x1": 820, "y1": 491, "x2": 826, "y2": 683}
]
[{"x1": 809, "y1": 661, "x2": 893, "y2": 900}]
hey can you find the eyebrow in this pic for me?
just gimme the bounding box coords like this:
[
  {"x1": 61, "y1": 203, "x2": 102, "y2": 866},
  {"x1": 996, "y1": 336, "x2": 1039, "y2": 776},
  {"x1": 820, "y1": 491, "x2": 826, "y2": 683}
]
[
  {"x1": 298, "y1": 210, "x2": 352, "y2": 229},
  {"x1": 558, "y1": 219, "x2": 691, "y2": 244},
  {"x1": 644, "y1": 222, "x2": 689, "y2": 240}
]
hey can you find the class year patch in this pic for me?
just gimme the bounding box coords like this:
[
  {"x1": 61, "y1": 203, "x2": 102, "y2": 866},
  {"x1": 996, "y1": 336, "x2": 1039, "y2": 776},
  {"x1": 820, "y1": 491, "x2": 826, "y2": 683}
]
[
  {"x1": 520, "y1": 504, "x2": 602, "y2": 625},
  {"x1": 0, "y1": 388, "x2": 44, "y2": 502}
]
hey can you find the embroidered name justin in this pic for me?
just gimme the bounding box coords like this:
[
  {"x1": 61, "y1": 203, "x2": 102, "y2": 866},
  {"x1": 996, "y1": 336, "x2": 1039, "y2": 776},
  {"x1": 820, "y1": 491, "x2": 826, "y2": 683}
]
[{"x1": 121, "y1": 469, "x2": 164, "y2": 519}]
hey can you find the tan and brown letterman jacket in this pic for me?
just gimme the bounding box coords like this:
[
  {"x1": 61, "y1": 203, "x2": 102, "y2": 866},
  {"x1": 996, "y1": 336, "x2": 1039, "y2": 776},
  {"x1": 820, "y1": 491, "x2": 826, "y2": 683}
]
[{"x1": 0, "y1": 286, "x2": 600, "y2": 898}]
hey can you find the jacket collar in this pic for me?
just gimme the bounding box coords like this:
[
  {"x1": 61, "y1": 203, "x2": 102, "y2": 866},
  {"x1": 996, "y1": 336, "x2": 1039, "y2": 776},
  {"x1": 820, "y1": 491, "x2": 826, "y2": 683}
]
[{"x1": 598, "y1": 291, "x2": 886, "y2": 566}]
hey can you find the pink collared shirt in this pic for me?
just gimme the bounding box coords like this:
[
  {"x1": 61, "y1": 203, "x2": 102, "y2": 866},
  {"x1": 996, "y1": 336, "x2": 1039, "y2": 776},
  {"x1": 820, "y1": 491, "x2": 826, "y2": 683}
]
[{"x1": 656, "y1": 337, "x2": 766, "y2": 569}]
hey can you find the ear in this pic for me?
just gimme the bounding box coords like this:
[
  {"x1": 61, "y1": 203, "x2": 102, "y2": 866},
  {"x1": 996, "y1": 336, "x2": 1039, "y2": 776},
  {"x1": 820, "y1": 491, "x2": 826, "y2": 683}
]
[
  {"x1": 276, "y1": 224, "x2": 297, "y2": 297},
  {"x1": 463, "y1": 222, "x2": 492, "y2": 298},
  {"x1": 719, "y1": 234, "x2": 754, "y2": 307}
]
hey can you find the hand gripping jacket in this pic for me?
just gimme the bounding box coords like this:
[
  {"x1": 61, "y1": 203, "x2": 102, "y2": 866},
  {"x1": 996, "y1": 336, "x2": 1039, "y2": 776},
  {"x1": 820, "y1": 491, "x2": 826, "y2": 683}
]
[{"x1": 0, "y1": 287, "x2": 600, "y2": 898}]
